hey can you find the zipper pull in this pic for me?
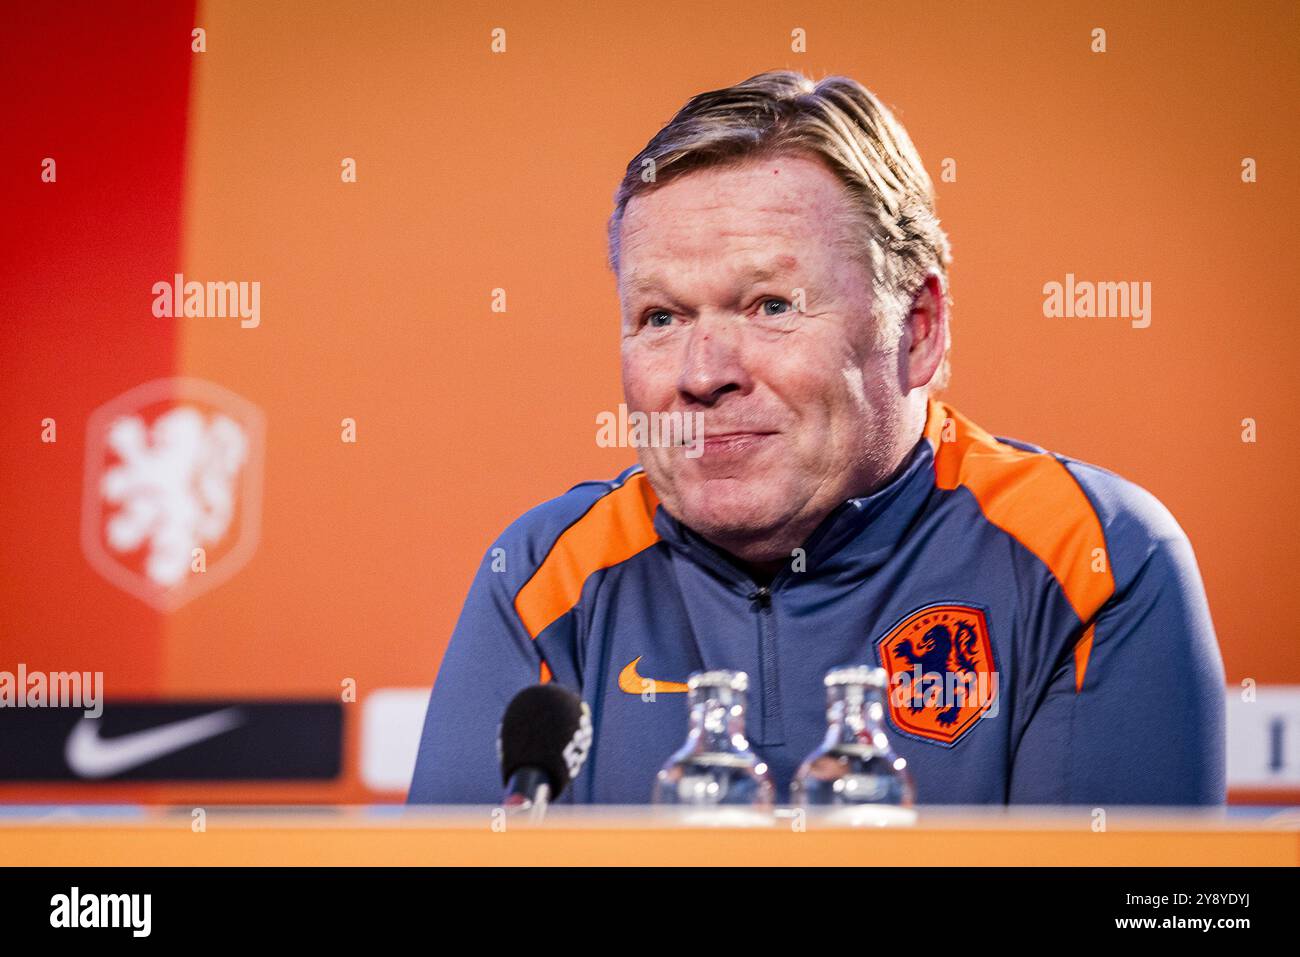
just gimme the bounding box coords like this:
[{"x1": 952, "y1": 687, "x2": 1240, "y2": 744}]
[{"x1": 748, "y1": 586, "x2": 772, "y2": 609}]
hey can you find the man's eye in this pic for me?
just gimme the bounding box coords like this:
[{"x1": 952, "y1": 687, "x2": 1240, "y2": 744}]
[
  {"x1": 645, "y1": 309, "x2": 674, "y2": 328},
  {"x1": 759, "y1": 298, "x2": 791, "y2": 316}
]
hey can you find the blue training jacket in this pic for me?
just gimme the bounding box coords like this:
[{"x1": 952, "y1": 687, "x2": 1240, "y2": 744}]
[{"x1": 408, "y1": 399, "x2": 1226, "y2": 805}]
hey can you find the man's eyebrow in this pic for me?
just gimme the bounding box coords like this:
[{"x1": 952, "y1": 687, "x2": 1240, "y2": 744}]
[
  {"x1": 745, "y1": 255, "x2": 801, "y2": 282},
  {"x1": 622, "y1": 273, "x2": 664, "y2": 295},
  {"x1": 620, "y1": 275, "x2": 692, "y2": 316},
  {"x1": 623, "y1": 256, "x2": 801, "y2": 297}
]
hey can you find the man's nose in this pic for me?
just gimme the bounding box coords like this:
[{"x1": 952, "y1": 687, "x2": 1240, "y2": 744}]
[{"x1": 676, "y1": 314, "x2": 751, "y2": 406}]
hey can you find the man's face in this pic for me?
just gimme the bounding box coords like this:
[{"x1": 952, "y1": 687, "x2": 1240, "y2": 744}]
[{"x1": 617, "y1": 153, "x2": 919, "y2": 562}]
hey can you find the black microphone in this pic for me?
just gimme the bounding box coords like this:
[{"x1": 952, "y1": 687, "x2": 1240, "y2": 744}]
[{"x1": 498, "y1": 684, "x2": 592, "y2": 816}]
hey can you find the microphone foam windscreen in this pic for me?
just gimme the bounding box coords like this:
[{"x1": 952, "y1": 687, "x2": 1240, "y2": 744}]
[{"x1": 498, "y1": 684, "x2": 588, "y2": 794}]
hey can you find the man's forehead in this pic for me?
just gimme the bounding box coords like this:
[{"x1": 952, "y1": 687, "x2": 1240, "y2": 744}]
[
  {"x1": 620, "y1": 198, "x2": 813, "y2": 260},
  {"x1": 617, "y1": 156, "x2": 856, "y2": 276},
  {"x1": 622, "y1": 158, "x2": 842, "y2": 227}
]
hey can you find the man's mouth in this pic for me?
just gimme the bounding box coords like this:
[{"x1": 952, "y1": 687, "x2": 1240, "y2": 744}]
[{"x1": 698, "y1": 430, "x2": 778, "y2": 457}]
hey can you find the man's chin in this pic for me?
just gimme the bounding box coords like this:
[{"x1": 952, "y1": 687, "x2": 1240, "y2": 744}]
[{"x1": 670, "y1": 483, "x2": 799, "y2": 549}]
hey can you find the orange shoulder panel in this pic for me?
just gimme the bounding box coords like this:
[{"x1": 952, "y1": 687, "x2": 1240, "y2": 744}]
[
  {"x1": 924, "y1": 399, "x2": 1115, "y2": 627},
  {"x1": 514, "y1": 471, "x2": 661, "y2": 642}
]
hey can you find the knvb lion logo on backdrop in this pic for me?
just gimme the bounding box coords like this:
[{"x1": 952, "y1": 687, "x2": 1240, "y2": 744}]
[{"x1": 81, "y1": 378, "x2": 265, "y2": 612}]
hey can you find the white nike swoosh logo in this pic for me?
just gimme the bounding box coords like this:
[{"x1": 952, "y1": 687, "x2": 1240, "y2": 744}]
[{"x1": 64, "y1": 707, "x2": 245, "y2": 779}]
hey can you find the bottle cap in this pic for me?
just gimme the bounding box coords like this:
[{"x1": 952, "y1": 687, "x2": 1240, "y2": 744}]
[
  {"x1": 824, "y1": 665, "x2": 888, "y2": 689},
  {"x1": 687, "y1": 670, "x2": 749, "y2": 693}
]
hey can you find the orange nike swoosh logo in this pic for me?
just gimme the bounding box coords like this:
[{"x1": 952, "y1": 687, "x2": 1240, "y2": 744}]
[{"x1": 618, "y1": 656, "x2": 689, "y2": 694}]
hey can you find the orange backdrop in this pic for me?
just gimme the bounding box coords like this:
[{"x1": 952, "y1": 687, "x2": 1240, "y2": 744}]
[{"x1": 2, "y1": 0, "x2": 1297, "y2": 804}]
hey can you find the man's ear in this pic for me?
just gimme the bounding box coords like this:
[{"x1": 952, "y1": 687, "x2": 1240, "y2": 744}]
[{"x1": 904, "y1": 272, "x2": 948, "y2": 391}]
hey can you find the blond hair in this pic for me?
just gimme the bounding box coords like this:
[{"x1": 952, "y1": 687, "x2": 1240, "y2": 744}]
[{"x1": 608, "y1": 70, "x2": 953, "y2": 390}]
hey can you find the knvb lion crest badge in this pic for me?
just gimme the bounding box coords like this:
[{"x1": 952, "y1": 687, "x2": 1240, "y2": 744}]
[
  {"x1": 876, "y1": 603, "x2": 998, "y2": 747},
  {"x1": 81, "y1": 378, "x2": 265, "y2": 612}
]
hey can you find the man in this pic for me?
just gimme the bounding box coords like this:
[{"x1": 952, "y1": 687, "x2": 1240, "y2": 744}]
[{"x1": 409, "y1": 71, "x2": 1225, "y2": 805}]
